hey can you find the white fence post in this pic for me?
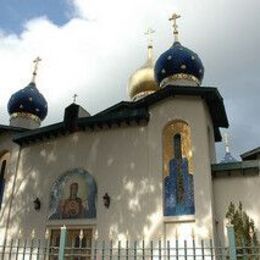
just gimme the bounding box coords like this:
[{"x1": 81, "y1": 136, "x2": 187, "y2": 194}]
[{"x1": 227, "y1": 223, "x2": 237, "y2": 260}]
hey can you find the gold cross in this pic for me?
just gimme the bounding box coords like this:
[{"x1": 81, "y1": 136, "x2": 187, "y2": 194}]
[
  {"x1": 73, "y1": 94, "x2": 78, "y2": 103},
  {"x1": 169, "y1": 13, "x2": 181, "y2": 41},
  {"x1": 32, "y1": 57, "x2": 42, "y2": 83},
  {"x1": 144, "y1": 27, "x2": 155, "y2": 47}
]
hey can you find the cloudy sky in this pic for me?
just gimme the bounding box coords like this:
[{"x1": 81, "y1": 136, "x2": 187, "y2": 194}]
[{"x1": 0, "y1": 0, "x2": 259, "y2": 161}]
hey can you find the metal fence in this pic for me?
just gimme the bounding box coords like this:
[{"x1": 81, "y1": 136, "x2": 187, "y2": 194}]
[
  {"x1": 0, "y1": 240, "x2": 228, "y2": 260},
  {"x1": 0, "y1": 226, "x2": 259, "y2": 260}
]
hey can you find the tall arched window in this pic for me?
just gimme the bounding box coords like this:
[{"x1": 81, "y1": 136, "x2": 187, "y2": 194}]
[
  {"x1": 173, "y1": 133, "x2": 182, "y2": 159},
  {"x1": 0, "y1": 160, "x2": 6, "y2": 178},
  {"x1": 0, "y1": 151, "x2": 10, "y2": 210},
  {"x1": 0, "y1": 160, "x2": 7, "y2": 209}
]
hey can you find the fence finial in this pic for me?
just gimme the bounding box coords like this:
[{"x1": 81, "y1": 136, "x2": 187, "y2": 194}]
[
  {"x1": 31, "y1": 229, "x2": 35, "y2": 239},
  {"x1": 45, "y1": 228, "x2": 50, "y2": 240},
  {"x1": 79, "y1": 229, "x2": 84, "y2": 240},
  {"x1": 192, "y1": 228, "x2": 195, "y2": 239},
  {"x1": 61, "y1": 224, "x2": 67, "y2": 230}
]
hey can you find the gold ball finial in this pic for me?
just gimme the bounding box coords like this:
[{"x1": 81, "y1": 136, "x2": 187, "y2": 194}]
[
  {"x1": 31, "y1": 57, "x2": 42, "y2": 83},
  {"x1": 169, "y1": 13, "x2": 181, "y2": 42}
]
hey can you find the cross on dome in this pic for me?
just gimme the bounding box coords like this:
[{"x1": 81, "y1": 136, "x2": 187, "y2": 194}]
[
  {"x1": 224, "y1": 132, "x2": 230, "y2": 153},
  {"x1": 73, "y1": 94, "x2": 78, "y2": 103},
  {"x1": 144, "y1": 27, "x2": 155, "y2": 60},
  {"x1": 155, "y1": 13, "x2": 205, "y2": 87},
  {"x1": 144, "y1": 27, "x2": 155, "y2": 47},
  {"x1": 169, "y1": 13, "x2": 181, "y2": 42},
  {"x1": 221, "y1": 132, "x2": 237, "y2": 163},
  {"x1": 32, "y1": 57, "x2": 42, "y2": 83}
]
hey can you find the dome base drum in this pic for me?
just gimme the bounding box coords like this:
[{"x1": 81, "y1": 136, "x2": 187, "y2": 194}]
[
  {"x1": 160, "y1": 73, "x2": 201, "y2": 88},
  {"x1": 10, "y1": 112, "x2": 41, "y2": 129}
]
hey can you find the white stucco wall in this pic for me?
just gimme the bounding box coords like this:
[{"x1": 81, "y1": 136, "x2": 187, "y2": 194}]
[
  {"x1": 213, "y1": 168, "x2": 260, "y2": 245},
  {"x1": 2, "y1": 95, "x2": 217, "y2": 242}
]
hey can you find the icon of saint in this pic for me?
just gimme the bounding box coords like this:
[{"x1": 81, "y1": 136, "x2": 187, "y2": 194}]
[{"x1": 61, "y1": 182, "x2": 83, "y2": 218}]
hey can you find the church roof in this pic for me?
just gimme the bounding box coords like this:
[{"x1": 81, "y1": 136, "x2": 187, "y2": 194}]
[
  {"x1": 13, "y1": 85, "x2": 228, "y2": 146},
  {"x1": 240, "y1": 147, "x2": 260, "y2": 161},
  {"x1": 0, "y1": 124, "x2": 27, "y2": 134},
  {"x1": 212, "y1": 160, "x2": 259, "y2": 178}
]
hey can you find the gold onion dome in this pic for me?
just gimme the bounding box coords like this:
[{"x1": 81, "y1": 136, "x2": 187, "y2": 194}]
[
  {"x1": 128, "y1": 45, "x2": 159, "y2": 101},
  {"x1": 128, "y1": 30, "x2": 159, "y2": 101}
]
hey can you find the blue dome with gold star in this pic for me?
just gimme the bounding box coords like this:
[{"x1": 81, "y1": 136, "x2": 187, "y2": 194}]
[
  {"x1": 154, "y1": 41, "x2": 204, "y2": 87},
  {"x1": 8, "y1": 82, "x2": 48, "y2": 121}
]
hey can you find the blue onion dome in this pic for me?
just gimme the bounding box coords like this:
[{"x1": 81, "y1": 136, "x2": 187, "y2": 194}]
[
  {"x1": 8, "y1": 82, "x2": 48, "y2": 121},
  {"x1": 128, "y1": 45, "x2": 159, "y2": 101},
  {"x1": 154, "y1": 41, "x2": 204, "y2": 87}
]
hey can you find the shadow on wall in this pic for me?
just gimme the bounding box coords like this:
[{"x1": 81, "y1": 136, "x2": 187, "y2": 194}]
[
  {"x1": 214, "y1": 175, "x2": 260, "y2": 246},
  {"x1": 0, "y1": 151, "x2": 11, "y2": 243},
  {"x1": 2, "y1": 126, "x2": 214, "y2": 242}
]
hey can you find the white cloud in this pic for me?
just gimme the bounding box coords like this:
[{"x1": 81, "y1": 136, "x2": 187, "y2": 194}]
[
  {"x1": 0, "y1": 0, "x2": 176, "y2": 123},
  {"x1": 0, "y1": 0, "x2": 259, "y2": 159}
]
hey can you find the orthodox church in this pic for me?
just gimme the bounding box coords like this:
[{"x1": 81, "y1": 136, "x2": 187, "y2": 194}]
[{"x1": 0, "y1": 14, "x2": 259, "y2": 247}]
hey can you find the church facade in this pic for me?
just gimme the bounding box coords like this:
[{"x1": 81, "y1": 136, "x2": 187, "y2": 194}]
[{"x1": 0, "y1": 15, "x2": 259, "y2": 246}]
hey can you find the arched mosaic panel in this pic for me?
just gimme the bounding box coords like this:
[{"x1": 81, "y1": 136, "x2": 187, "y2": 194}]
[
  {"x1": 163, "y1": 120, "x2": 195, "y2": 216},
  {"x1": 49, "y1": 168, "x2": 97, "y2": 220}
]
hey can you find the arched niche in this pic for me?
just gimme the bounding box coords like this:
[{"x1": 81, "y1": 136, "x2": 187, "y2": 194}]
[
  {"x1": 49, "y1": 168, "x2": 97, "y2": 220},
  {"x1": 162, "y1": 120, "x2": 195, "y2": 217}
]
